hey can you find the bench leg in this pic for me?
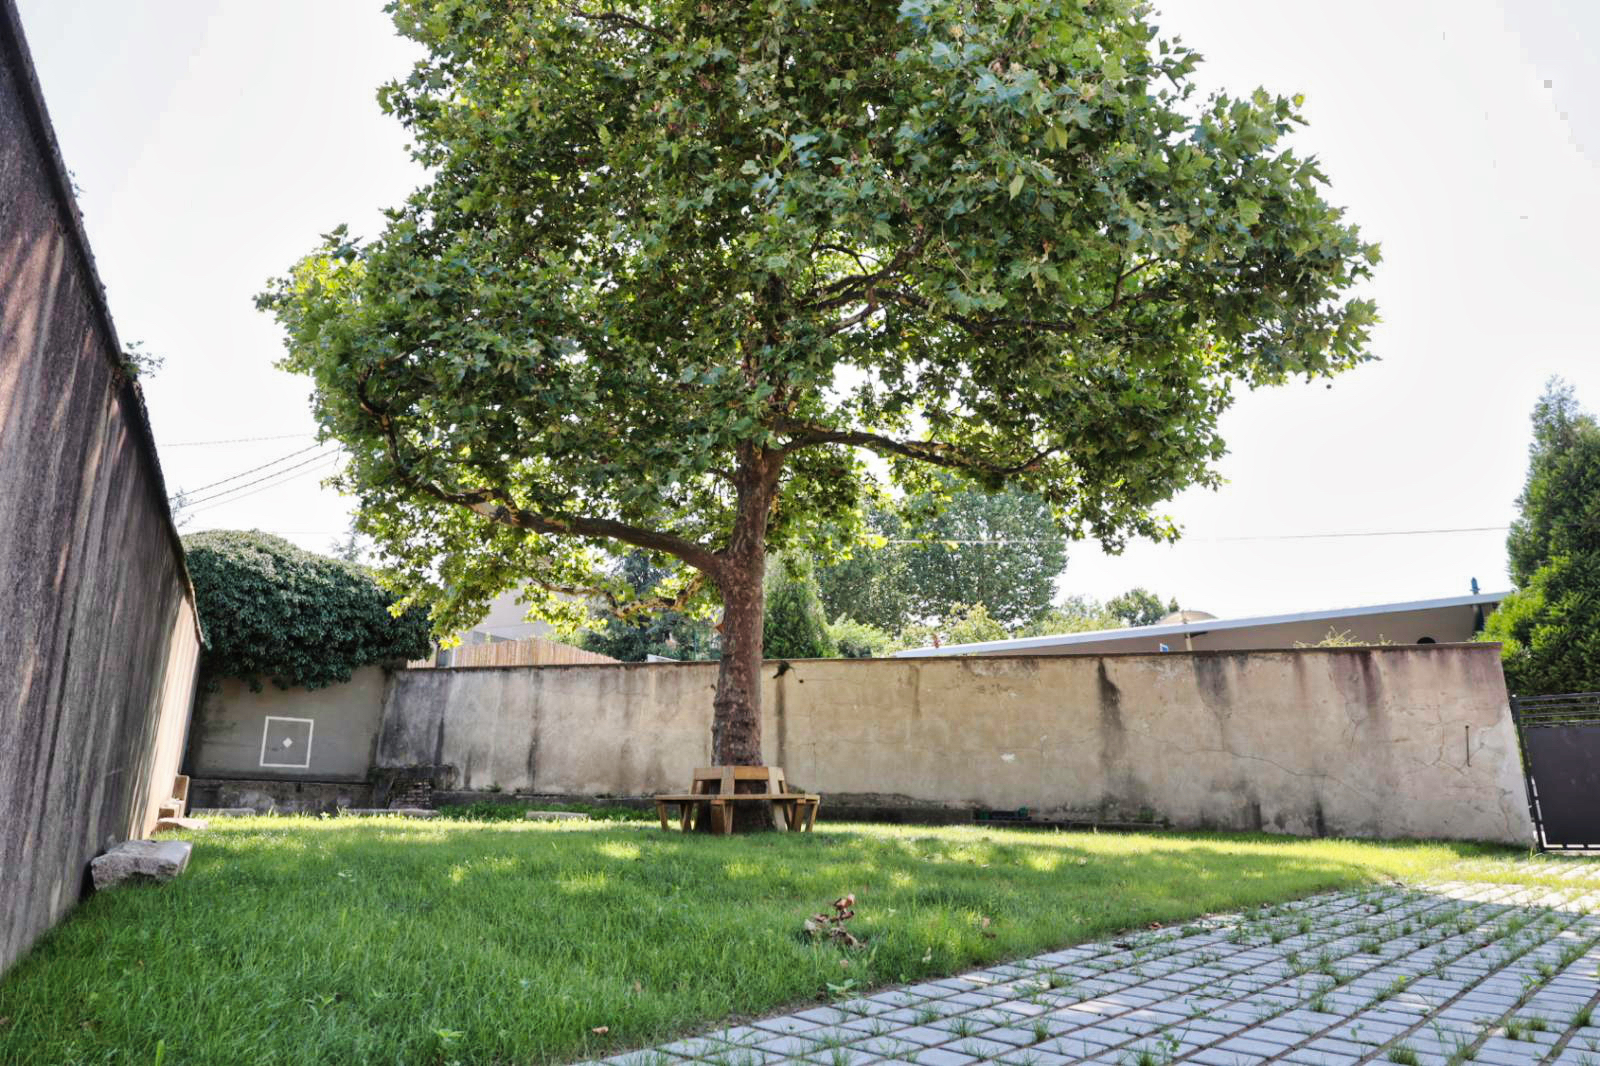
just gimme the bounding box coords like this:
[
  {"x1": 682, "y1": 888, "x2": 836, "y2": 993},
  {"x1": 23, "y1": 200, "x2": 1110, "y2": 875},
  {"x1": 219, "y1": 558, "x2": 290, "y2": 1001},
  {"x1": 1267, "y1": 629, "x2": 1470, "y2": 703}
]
[
  {"x1": 656, "y1": 801, "x2": 669, "y2": 831},
  {"x1": 804, "y1": 798, "x2": 819, "y2": 831}
]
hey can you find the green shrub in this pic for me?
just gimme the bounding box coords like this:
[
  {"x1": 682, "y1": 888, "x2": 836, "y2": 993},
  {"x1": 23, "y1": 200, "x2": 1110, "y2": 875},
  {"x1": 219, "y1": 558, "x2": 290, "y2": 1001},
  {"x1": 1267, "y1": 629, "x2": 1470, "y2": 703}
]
[
  {"x1": 763, "y1": 553, "x2": 837, "y2": 659},
  {"x1": 827, "y1": 616, "x2": 892, "y2": 659},
  {"x1": 184, "y1": 530, "x2": 432, "y2": 690}
]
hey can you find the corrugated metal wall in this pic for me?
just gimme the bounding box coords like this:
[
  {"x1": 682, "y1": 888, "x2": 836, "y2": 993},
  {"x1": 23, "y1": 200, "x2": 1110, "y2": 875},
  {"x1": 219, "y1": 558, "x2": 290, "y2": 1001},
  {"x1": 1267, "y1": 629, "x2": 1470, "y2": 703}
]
[{"x1": 0, "y1": 0, "x2": 202, "y2": 976}]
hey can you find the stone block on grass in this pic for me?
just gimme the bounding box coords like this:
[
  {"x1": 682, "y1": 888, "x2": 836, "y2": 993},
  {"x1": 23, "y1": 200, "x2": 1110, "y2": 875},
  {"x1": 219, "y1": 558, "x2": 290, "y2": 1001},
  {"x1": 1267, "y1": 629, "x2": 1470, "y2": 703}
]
[
  {"x1": 152, "y1": 817, "x2": 210, "y2": 833},
  {"x1": 90, "y1": 840, "x2": 192, "y2": 890},
  {"x1": 525, "y1": 810, "x2": 589, "y2": 821}
]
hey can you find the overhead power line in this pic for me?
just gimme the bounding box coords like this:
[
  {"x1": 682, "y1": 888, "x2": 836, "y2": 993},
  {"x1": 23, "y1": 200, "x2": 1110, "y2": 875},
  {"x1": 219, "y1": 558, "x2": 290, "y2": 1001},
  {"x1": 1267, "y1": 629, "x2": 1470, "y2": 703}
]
[
  {"x1": 184, "y1": 455, "x2": 344, "y2": 517},
  {"x1": 168, "y1": 442, "x2": 326, "y2": 501},
  {"x1": 162, "y1": 431, "x2": 317, "y2": 448},
  {"x1": 882, "y1": 525, "x2": 1510, "y2": 546},
  {"x1": 178, "y1": 450, "x2": 339, "y2": 510}
]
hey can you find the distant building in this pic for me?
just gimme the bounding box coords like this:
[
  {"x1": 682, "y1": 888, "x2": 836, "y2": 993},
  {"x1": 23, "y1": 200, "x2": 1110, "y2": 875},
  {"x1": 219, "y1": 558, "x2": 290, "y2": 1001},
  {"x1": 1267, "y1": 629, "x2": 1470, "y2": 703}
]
[{"x1": 893, "y1": 590, "x2": 1507, "y2": 659}]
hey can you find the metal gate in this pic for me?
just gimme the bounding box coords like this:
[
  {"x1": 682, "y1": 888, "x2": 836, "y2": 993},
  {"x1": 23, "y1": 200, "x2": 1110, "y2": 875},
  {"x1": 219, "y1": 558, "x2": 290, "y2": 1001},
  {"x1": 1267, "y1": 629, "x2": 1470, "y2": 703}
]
[{"x1": 1511, "y1": 691, "x2": 1600, "y2": 850}]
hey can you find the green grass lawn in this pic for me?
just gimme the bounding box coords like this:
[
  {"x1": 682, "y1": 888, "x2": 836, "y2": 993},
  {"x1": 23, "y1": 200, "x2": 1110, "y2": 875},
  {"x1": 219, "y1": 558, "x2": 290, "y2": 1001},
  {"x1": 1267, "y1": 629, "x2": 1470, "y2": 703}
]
[{"x1": 0, "y1": 818, "x2": 1570, "y2": 1066}]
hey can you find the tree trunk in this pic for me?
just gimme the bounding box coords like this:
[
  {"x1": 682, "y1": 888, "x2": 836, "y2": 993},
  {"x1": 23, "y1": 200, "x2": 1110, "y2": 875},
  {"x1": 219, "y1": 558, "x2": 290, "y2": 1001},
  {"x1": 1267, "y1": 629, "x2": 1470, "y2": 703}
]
[
  {"x1": 704, "y1": 451, "x2": 778, "y2": 830},
  {"x1": 712, "y1": 552, "x2": 766, "y2": 766}
]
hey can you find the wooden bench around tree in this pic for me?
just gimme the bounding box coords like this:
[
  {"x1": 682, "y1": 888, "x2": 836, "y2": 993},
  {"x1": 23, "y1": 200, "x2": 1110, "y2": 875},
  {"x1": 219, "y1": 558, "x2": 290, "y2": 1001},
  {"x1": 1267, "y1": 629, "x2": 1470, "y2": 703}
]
[{"x1": 655, "y1": 766, "x2": 820, "y2": 834}]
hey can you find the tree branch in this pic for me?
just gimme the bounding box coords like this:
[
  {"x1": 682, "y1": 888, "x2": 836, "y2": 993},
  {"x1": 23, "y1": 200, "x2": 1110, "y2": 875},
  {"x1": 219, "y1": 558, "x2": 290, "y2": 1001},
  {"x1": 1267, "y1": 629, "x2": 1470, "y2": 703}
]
[
  {"x1": 528, "y1": 568, "x2": 708, "y2": 622},
  {"x1": 356, "y1": 374, "x2": 725, "y2": 576},
  {"x1": 567, "y1": 6, "x2": 670, "y2": 41},
  {"x1": 775, "y1": 420, "x2": 1062, "y2": 477}
]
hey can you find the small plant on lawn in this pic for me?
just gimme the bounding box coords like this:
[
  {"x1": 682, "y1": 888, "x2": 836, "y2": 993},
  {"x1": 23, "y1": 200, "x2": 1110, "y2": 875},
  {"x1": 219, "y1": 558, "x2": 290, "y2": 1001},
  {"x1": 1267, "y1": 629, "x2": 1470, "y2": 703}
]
[
  {"x1": 1389, "y1": 1044, "x2": 1420, "y2": 1066},
  {"x1": 1030, "y1": 1020, "x2": 1052, "y2": 1044},
  {"x1": 1505, "y1": 1020, "x2": 1525, "y2": 1041},
  {"x1": 1574, "y1": 1005, "x2": 1594, "y2": 1028},
  {"x1": 913, "y1": 1007, "x2": 941, "y2": 1026},
  {"x1": 1524, "y1": 1015, "x2": 1549, "y2": 1033}
]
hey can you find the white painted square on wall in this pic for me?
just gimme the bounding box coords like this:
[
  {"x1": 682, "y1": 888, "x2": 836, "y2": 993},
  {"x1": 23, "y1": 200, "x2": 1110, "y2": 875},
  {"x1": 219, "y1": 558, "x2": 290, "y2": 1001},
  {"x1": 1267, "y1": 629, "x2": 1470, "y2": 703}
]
[{"x1": 259, "y1": 716, "x2": 314, "y2": 769}]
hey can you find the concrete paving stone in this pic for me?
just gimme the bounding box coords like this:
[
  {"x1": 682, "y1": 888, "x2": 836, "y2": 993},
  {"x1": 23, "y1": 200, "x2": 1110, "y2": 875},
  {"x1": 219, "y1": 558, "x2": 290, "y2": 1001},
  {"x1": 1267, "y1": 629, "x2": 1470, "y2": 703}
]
[
  {"x1": 1100, "y1": 1017, "x2": 1161, "y2": 1039},
  {"x1": 800, "y1": 1049, "x2": 878, "y2": 1066},
  {"x1": 1216, "y1": 1035, "x2": 1300, "y2": 1058},
  {"x1": 949, "y1": 993, "x2": 1003, "y2": 1008},
  {"x1": 603, "y1": 1052, "x2": 687, "y2": 1066},
  {"x1": 793, "y1": 1010, "x2": 855, "y2": 1027},
  {"x1": 975, "y1": 1027, "x2": 1045, "y2": 1048},
  {"x1": 879, "y1": 1008, "x2": 938, "y2": 1025},
  {"x1": 837, "y1": 999, "x2": 897, "y2": 1017},
  {"x1": 996, "y1": 1050, "x2": 1076, "y2": 1066},
  {"x1": 660, "y1": 1038, "x2": 726, "y2": 1058},
  {"x1": 1472, "y1": 1048, "x2": 1546, "y2": 1066},
  {"x1": 705, "y1": 1027, "x2": 769, "y2": 1046},
  {"x1": 1281, "y1": 1049, "x2": 1360, "y2": 1066},
  {"x1": 993, "y1": 1000, "x2": 1053, "y2": 1019},
  {"x1": 1247, "y1": 1022, "x2": 1315, "y2": 1045},
  {"x1": 755, "y1": 1036, "x2": 822, "y2": 1056},
  {"x1": 839, "y1": 1017, "x2": 898, "y2": 1036},
  {"x1": 754, "y1": 1017, "x2": 824, "y2": 1036},
  {"x1": 914, "y1": 1048, "x2": 981, "y2": 1066},
  {"x1": 948, "y1": 1037, "x2": 1021, "y2": 1060},
  {"x1": 1184, "y1": 1019, "x2": 1248, "y2": 1039},
  {"x1": 1359, "y1": 1009, "x2": 1427, "y2": 1029},
  {"x1": 1049, "y1": 1030, "x2": 1123, "y2": 1057},
  {"x1": 1329, "y1": 1020, "x2": 1410, "y2": 1045},
  {"x1": 871, "y1": 991, "x2": 929, "y2": 1008},
  {"x1": 905, "y1": 983, "x2": 962, "y2": 1000},
  {"x1": 892, "y1": 1026, "x2": 954, "y2": 1047},
  {"x1": 853, "y1": 1037, "x2": 924, "y2": 1060},
  {"x1": 1186, "y1": 1046, "x2": 1267, "y2": 1066},
  {"x1": 1555, "y1": 1049, "x2": 1600, "y2": 1066}
]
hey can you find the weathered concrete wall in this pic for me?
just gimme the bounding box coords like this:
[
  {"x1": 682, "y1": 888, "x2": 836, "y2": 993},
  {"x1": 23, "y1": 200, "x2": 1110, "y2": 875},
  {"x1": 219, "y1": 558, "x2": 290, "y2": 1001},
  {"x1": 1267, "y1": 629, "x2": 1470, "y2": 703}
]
[
  {"x1": 364, "y1": 644, "x2": 1532, "y2": 845},
  {"x1": 187, "y1": 665, "x2": 389, "y2": 783},
  {"x1": 0, "y1": 1, "x2": 202, "y2": 975}
]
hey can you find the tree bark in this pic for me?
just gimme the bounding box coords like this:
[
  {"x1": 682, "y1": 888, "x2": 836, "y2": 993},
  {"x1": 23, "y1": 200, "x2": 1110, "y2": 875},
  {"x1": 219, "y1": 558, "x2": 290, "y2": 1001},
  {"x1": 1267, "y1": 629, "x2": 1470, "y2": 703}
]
[{"x1": 705, "y1": 449, "x2": 779, "y2": 829}]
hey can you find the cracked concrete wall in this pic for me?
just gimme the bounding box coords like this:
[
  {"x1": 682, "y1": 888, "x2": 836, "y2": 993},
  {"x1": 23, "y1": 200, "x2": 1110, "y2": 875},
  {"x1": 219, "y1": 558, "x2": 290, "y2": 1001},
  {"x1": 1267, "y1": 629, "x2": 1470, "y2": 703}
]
[
  {"x1": 368, "y1": 644, "x2": 1531, "y2": 845},
  {"x1": 0, "y1": 1, "x2": 202, "y2": 976}
]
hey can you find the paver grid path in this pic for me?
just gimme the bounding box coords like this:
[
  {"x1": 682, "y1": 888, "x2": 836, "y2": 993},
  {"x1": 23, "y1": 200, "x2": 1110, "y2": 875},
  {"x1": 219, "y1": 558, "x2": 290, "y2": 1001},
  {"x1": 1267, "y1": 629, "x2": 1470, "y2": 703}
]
[{"x1": 587, "y1": 862, "x2": 1600, "y2": 1066}]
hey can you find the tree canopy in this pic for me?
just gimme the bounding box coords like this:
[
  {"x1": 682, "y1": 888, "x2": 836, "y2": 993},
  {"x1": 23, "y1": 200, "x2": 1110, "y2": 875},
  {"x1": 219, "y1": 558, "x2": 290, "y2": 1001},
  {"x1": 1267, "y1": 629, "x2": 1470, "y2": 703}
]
[
  {"x1": 258, "y1": 0, "x2": 1377, "y2": 765},
  {"x1": 1483, "y1": 381, "x2": 1600, "y2": 696},
  {"x1": 184, "y1": 530, "x2": 433, "y2": 690}
]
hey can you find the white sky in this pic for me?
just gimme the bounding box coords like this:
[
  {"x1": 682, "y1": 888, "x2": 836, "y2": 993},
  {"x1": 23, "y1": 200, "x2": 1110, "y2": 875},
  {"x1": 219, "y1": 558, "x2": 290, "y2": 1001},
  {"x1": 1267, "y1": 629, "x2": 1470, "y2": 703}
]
[{"x1": 15, "y1": 1, "x2": 1600, "y2": 620}]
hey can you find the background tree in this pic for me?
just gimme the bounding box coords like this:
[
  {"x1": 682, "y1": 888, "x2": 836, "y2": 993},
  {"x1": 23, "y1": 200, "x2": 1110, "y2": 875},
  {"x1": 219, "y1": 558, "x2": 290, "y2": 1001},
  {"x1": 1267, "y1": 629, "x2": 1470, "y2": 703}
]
[
  {"x1": 1105, "y1": 587, "x2": 1179, "y2": 627},
  {"x1": 763, "y1": 553, "x2": 838, "y2": 659},
  {"x1": 1483, "y1": 380, "x2": 1600, "y2": 695},
  {"x1": 581, "y1": 553, "x2": 720, "y2": 661},
  {"x1": 1014, "y1": 588, "x2": 1180, "y2": 637},
  {"x1": 818, "y1": 480, "x2": 1065, "y2": 631},
  {"x1": 826, "y1": 616, "x2": 893, "y2": 659},
  {"x1": 184, "y1": 530, "x2": 433, "y2": 690},
  {"x1": 260, "y1": 0, "x2": 1377, "y2": 770}
]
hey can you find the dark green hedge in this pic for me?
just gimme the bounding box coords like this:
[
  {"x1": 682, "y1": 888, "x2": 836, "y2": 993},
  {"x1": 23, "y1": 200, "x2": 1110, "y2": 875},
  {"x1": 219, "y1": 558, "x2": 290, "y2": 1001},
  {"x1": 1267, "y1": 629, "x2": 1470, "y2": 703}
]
[{"x1": 184, "y1": 530, "x2": 432, "y2": 689}]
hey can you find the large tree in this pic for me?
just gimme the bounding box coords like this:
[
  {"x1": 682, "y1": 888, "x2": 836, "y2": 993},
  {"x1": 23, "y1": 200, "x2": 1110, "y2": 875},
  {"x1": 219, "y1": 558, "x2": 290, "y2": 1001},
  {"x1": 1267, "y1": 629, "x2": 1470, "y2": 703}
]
[
  {"x1": 1483, "y1": 381, "x2": 1600, "y2": 695},
  {"x1": 259, "y1": 0, "x2": 1377, "y2": 769}
]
